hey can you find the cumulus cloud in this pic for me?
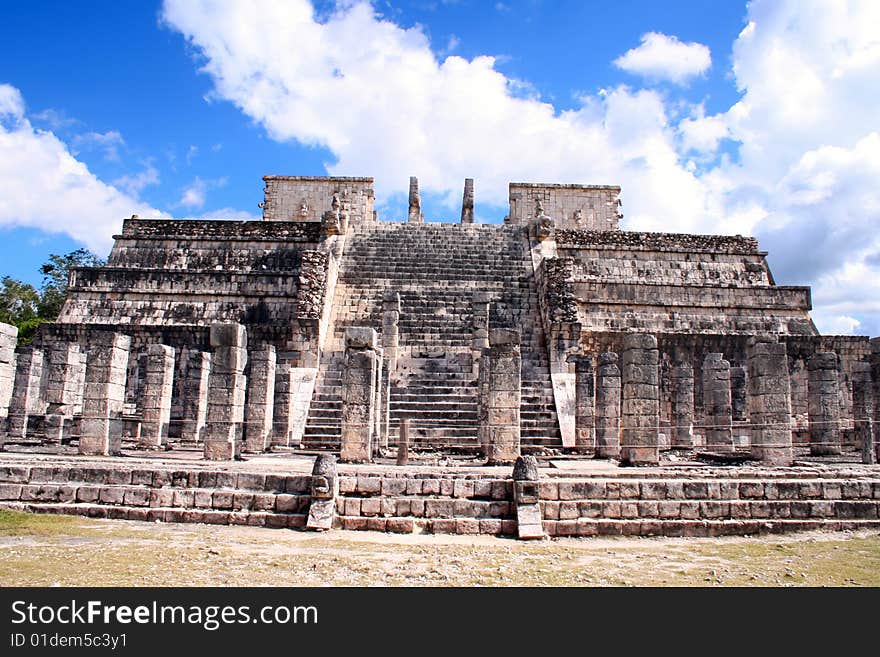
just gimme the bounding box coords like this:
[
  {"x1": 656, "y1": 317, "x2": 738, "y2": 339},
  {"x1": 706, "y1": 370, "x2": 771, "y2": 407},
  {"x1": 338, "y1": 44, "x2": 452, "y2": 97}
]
[
  {"x1": 614, "y1": 32, "x2": 711, "y2": 85},
  {"x1": 179, "y1": 177, "x2": 207, "y2": 209},
  {"x1": 0, "y1": 82, "x2": 165, "y2": 255},
  {"x1": 160, "y1": 0, "x2": 880, "y2": 335},
  {"x1": 113, "y1": 164, "x2": 160, "y2": 196},
  {"x1": 72, "y1": 130, "x2": 125, "y2": 162}
]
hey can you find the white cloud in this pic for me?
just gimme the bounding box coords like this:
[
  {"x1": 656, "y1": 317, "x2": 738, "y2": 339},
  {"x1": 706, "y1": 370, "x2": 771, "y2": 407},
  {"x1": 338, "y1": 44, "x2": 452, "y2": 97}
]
[
  {"x1": 161, "y1": 0, "x2": 880, "y2": 335},
  {"x1": 613, "y1": 32, "x2": 711, "y2": 85},
  {"x1": 72, "y1": 130, "x2": 125, "y2": 162},
  {"x1": 161, "y1": 0, "x2": 716, "y2": 233},
  {"x1": 180, "y1": 207, "x2": 260, "y2": 221},
  {"x1": 179, "y1": 177, "x2": 207, "y2": 209},
  {"x1": 0, "y1": 83, "x2": 165, "y2": 255},
  {"x1": 0, "y1": 84, "x2": 25, "y2": 120},
  {"x1": 178, "y1": 175, "x2": 227, "y2": 210},
  {"x1": 678, "y1": 108, "x2": 729, "y2": 154},
  {"x1": 113, "y1": 164, "x2": 160, "y2": 195}
]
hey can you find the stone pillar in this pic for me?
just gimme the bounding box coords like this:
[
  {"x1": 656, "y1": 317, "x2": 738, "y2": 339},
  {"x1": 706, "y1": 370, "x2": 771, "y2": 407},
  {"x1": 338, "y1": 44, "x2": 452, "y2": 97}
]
[
  {"x1": 44, "y1": 343, "x2": 84, "y2": 443},
  {"x1": 595, "y1": 352, "x2": 621, "y2": 459},
  {"x1": 0, "y1": 323, "x2": 18, "y2": 421},
  {"x1": 6, "y1": 347, "x2": 43, "y2": 438},
  {"x1": 381, "y1": 292, "x2": 400, "y2": 372},
  {"x1": 379, "y1": 352, "x2": 391, "y2": 452},
  {"x1": 472, "y1": 292, "x2": 491, "y2": 352},
  {"x1": 272, "y1": 363, "x2": 295, "y2": 447},
  {"x1": 180, "y1": 351, "x2": 211, "y2": 443},
  {"x1": 373, "y1": 345, "x2": 384, "y2": 456},
  {"x1": 730, "y1": 366, "x2": 748, "y2": 421},
  {"x1": 244, "y1": 345, "x2": 276, "y2": 453},
  {"x1": 702, "y1": 353, "x2": 734, "y2": 452},
  {"x1": 569, "y1": 354, "x2": 595, "y2": 455},
  {"x1": 747, "y1": 336, "x2": 793, "y2": 466},
  {"x1": 477, "y1": 349, "x2": 490, "y2": 456},
  {"x1": 407, "y1": 176, "x2": 422, "y2": 223},
  {"x1": 139, "y1": 344, "x2": 175, "y2": 449},
  {"x1": 306, "y1": 454, "x2": 338, "y2": 531},
  {"x1": 670, "y1": 361, "x2": 694, "y2": 449},
  {"x1": 397, "y1": 418, "x2": 410, "y2": 466},
  {"x1": 339, "y1": 327, "x2": 379, "y2": 463},
  {"x1": 852, "y1": 362, "x2": 875, "y2": 464},
  {"x1": 512, "y1": 455, "x2": 544, "y2": 540},
  {"x1": 460, "y1": 178, "x2": 474, "y2": 224},
  {"x1": 485, "y1": 329, "x2": 521, "y2": 465},
  {"x1": 871, "y1": 339, "x2": 880, "y2": 449},
  {"x1": 807, "y1": 351, "x2": 842, "y2": 456},
  {"x1": 79, "y1": 332, "x2": 130, "y2": 456},
  {"x1": 72, "y1": 350, "x2": 87, "y2": 416},
  {"x1": 203, "y1": 323, "x2": 247, "y2": 461},
  {"x1": 620, "y1": 333, "x2": 660, "y2": 466}
]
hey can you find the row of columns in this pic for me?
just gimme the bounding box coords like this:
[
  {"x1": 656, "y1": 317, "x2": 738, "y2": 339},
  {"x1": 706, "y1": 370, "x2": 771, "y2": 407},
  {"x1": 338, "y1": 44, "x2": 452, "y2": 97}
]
[
  {"x1": 568, "y1": 334, "x2": 879, "y2": 466},
  {"x1": 0, "y1": 322, "x2": 316, "y2": 462}
]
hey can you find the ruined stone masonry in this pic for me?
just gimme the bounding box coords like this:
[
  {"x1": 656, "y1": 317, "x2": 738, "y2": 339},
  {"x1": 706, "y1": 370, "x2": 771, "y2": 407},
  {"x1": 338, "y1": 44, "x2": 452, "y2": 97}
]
[{"x1": 1, "y1": 174, "x2": 878, "y2": 538}]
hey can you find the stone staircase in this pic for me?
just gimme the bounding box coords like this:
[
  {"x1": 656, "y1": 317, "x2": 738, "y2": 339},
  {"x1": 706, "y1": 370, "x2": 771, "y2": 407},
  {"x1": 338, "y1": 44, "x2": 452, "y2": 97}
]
[{"x1": 302, "y1": 221, "x2": 561, "y2": 451}]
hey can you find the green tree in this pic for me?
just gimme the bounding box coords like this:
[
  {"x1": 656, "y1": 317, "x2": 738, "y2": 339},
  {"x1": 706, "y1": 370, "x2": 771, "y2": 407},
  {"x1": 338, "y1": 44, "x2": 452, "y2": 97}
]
[
  {"x1": 0, "y1": 276, "x2": 40, "y2": 325},
  {"x1": 37, "y1": 248, "x2": 105, "y2": 320},
  {"x1": 0, "y1": 276, "x2": 42, "y2": 344}
]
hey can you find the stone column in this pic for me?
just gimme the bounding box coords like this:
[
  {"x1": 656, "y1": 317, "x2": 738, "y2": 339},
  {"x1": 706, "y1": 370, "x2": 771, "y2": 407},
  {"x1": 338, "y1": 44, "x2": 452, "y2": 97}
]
[
  {"x1": 244, "y1": 345, "x2": 276, "y2": 453},
  {"x1": 407, "y1": 176, "x2": 422, "y2": 223},
  {"x1": 72, "y1": 350, "x2": 87, "y2": 416},
  {"x1": 180, "y1": 351, "x2": 211, "y2": 443},
  {"x1": 6, "y1": 347, "x2": 43, "y2": 438},
  {"x1": 272, "y1": 363, "x2": 295, "y2": 447},
  {"x1": 79, "y1": 332, "x2": 130, "y2": 456},
  {"x1": 139, "y1": 344, "x2": 175, "y2": 449},
  {"x1": 730, "y1": 366, "x2": 748, "y2": 421},
  {"x1": 306, "y1": 454, "x2": 338, "y2": 531},
  {"x1": 0, "y1": 323, "x2": 18, "y2": 421},
  {"x1": 747, "y1": 336, "x2": 793, "y2": 466},
  {"x1": 871, "y1": 339, "x2": 880, "y2": 450},
  {"x1": 477, "y1": 349, "x2": 490, "y2": 456},
  {"x1": 44, "y1": 342, "x2": 84, "y2": 443},
  {"x1": 512, "y1": 455, "x2": 544, "y2": 540},
  {"x1": 460, "y1": 178, "x2": 474, "y2": 224},
  {"x1": 595, "y1": 352, "x2": 621, "y2": 459},
  {"x1": 397, "y1": 418, "x2": 410, "y2": 466},
  {"x1": 807, "y1": 351, "x2": 842, "y2": 456},
  {"x1": 851, "y1": 362, "x2": 875, "y2": 464},
  {"x1": 472, "y1": 292, "x2": 491, "y2": 352},
  {"x1": 620, "y1": 333, "x2": 660, "y2": 466},
  {"x1": 339, "y1": 327, "x2": 379, "y2": 463},
  {"x1": 382, "y1": 292, "x2": 401, "y2": 372},
  {"x1": 203, "y1": 323, "x2": 247, "y2": 461},
  {"x1": 670, "y1": 361, "x2": 694, "y2": 449},
  {"x1": 373, "y1": 345, "x2": 384, "y2": 456},
  {"x1": 569, "y1": 354, "x2": 595, "y2": 455},
  {"x1": 485, "y1": 329, "x2": 521, "y2": 465},
  {"x1": 702, "y1": 352, "x2": 734, "y2": 452}
]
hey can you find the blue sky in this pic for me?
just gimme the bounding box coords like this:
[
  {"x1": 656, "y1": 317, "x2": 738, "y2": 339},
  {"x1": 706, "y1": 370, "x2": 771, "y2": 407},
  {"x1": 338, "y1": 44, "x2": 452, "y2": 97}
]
[{"x1": 1, "y1": 1, "x2": 879, "y2": 336}]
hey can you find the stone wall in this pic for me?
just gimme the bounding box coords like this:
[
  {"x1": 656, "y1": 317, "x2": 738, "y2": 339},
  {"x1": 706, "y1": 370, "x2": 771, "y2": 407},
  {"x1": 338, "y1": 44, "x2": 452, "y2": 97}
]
[
  {"x1": 2, "y1": 461, "x2": 878, "y2": 538},
  {"x1": 261, "y1": 176, "x2": 374, "y2": 224},
  {"x1": 508, "y1": 183, "x2": 621, "y2": 230}
]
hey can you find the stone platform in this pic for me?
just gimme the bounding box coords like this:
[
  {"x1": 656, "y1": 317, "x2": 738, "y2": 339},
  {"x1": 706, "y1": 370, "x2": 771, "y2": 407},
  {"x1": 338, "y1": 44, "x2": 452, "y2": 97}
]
[{"x1": 1, "y1": 450, "x2": 878, "y2": 538}]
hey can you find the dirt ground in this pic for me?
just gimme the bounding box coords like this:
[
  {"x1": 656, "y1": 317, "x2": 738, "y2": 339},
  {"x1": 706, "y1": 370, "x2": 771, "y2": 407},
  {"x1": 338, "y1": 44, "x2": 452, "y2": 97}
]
[{"x1": 1, "y1": 509, "x2": 878, "y2": 586}]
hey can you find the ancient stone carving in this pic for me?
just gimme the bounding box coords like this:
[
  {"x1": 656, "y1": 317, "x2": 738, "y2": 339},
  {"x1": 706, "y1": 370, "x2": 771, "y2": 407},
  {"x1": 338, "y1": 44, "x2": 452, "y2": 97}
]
[
  {"x1": 512, "y1": 455, "x2": 544, "y2": 540},
  {"x1": 306, "y1": 453, "x2": 338, "y2": 530}
]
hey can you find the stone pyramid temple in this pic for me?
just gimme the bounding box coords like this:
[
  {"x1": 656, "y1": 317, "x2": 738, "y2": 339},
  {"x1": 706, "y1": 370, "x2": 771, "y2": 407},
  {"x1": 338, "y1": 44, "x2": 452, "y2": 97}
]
[{"x1": 1, "y1": 175, "x2": 877, "y2": 538}]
